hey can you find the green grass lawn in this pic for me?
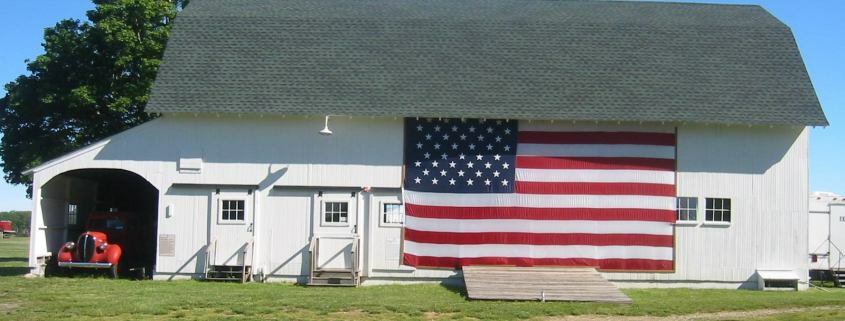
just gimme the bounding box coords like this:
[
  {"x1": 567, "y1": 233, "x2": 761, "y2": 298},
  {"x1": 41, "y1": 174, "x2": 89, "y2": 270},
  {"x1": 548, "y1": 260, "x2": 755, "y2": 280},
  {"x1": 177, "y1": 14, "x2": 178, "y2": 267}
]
[{"x1": 1, "y1": 237, "x2": 844, "y2": 320}]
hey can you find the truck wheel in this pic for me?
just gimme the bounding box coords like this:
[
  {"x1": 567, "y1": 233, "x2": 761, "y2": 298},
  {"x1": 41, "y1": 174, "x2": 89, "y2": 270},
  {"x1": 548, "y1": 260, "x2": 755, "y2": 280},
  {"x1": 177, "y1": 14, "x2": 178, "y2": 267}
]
[{"x1": 109, "y1": 265, "x2": 119, "y2": 279}]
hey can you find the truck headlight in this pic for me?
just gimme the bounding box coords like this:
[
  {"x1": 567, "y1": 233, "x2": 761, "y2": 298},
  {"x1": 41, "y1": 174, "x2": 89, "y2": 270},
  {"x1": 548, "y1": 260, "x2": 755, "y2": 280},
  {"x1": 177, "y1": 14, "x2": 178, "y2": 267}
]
[
  {"x1": 98, "y1": 243, "x2": 108, "y2": 251},
  {"x1": 64, "y1": 242, "x2": 76, "y2": 250}
]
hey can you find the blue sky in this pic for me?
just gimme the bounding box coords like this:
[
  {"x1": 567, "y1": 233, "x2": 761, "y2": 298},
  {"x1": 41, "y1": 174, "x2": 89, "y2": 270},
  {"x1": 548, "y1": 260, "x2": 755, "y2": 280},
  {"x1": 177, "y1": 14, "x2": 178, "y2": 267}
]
[{"x1": 0, "y1": 1, "x2": 842, "y2": 211}]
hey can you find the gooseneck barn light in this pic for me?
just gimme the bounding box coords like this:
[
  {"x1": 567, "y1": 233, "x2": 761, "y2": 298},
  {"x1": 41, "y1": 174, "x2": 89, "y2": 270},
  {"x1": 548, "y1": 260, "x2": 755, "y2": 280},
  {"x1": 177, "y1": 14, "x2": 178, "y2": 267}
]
[{"x1": 319, "y1": 115, "x2": 333, "y2": 136}]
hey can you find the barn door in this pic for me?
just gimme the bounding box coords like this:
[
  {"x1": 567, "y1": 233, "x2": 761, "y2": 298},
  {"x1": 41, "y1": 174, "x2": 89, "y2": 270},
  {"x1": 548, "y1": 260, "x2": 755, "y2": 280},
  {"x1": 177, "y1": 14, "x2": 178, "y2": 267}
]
[
  {"x1": 312, "y1": 190, "x2": 358, "y2": 270},
  {"x1": 210, "y1": 188, "x2": 254, "y2": 266}
]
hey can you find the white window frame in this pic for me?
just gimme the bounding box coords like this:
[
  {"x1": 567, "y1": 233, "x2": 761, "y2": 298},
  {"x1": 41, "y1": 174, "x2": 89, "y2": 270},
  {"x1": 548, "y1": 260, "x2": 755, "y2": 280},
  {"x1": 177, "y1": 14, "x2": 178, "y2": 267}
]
[
  {"x1": 379, "y1": 201, "x2": 405, "y2": 228},
  {"x1": 218, "y1": 199, "x2": 247, "y2": 225},
  {"x1": 703, "y1": 197, "x2": 731, "y2": 226},
  {"x1": 675, "y1": 197, "x2": 698, "y2": 225},
  {"x1": 321, "y1": 200, "x2": 350, "y2": 227},
  {"x1": 67, "y1": 203, "x2": 79, "y2": 226}
]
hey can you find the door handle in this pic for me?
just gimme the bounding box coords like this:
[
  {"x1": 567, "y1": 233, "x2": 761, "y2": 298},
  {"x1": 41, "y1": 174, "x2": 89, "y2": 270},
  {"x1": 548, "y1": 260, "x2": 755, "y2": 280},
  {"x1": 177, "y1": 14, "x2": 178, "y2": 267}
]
[{"x1": 248, "y1": 223, "x2": 254, "y2": 232}]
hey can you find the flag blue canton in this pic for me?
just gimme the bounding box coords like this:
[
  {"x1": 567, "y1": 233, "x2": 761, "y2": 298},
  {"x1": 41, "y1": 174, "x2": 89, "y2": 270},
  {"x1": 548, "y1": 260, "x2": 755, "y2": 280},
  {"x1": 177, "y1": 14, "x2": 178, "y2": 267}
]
[{"x1": 404, "y1": 118, "x2": 518, "y2": 193}]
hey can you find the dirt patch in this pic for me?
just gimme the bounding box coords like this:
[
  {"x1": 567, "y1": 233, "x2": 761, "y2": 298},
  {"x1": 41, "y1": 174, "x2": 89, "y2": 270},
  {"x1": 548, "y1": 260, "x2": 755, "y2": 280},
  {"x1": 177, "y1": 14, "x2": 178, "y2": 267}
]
[
  {"x1": 545, "y1": 305, "x2": 842, "y2": 321},
  {"x1": 423, "y1": 311, "x2": 461, "y2": 320},
  {"x1": 0, "y1": 301, "x2": 20, "y2": 314}
]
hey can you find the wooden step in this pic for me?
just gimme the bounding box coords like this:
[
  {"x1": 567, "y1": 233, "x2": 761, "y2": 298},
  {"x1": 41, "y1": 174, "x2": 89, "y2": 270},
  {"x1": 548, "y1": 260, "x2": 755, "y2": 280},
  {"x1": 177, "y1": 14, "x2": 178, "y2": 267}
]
[{"x1": 462, "y1": 266, "x2": 631, "y2": 303}]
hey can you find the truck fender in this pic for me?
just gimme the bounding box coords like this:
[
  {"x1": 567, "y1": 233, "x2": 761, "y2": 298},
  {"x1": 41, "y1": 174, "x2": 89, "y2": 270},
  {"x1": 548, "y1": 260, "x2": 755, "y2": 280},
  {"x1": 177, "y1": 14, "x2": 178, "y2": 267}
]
[
  {"x1": 105, "y1": 244, "x2": 122, "y2": 266},
  {"x1": 57, "y1": 246, "x2": 73, "y2": 262}
]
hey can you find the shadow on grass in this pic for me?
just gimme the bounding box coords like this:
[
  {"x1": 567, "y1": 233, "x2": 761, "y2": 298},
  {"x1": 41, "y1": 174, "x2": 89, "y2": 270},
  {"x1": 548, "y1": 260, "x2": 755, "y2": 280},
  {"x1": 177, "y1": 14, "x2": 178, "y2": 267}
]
[
  {"x1": 440, "y1": 282, "x2": 469, "y2": 298},
  {"x1": 0, "y1": 257, "x2": 27, "y2": 263},
  {"x1": 0, "y1": 266, "x2": 29, "y2": 277}
]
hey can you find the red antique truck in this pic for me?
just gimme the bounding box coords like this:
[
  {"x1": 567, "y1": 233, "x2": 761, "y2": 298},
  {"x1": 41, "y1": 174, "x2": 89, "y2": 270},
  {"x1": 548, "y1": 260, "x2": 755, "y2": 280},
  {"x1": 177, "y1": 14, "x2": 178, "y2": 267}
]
[{"x1": 56, "y1": 212, "x2": 137, "y2": 278}]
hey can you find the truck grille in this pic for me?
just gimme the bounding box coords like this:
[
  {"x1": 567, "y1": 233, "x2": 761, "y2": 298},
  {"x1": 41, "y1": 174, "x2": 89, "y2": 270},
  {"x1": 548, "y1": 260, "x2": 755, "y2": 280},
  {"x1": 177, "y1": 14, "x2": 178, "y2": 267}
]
[{"x1": 76, "y1": 234, "x2": 96, "y2": 262}]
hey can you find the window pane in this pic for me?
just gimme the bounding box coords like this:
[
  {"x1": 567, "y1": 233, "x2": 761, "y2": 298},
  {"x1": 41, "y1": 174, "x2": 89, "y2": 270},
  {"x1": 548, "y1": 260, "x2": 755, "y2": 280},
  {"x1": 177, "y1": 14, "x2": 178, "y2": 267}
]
[
  {"x1": 706, "y1": 210, "x2": 713, "y2": 221},
  {"x1": 689, "y1": 209, "x2": 697, "y2": 220},
  {"x1": 237, "y1": 210, "x2": 244, "y2": 221},
  {"x1": 341, "y1": 203, "x2": 348, "y2": 212},
  {"x1": 724, "y1": 211, "x2": 731, "y2": 222},
  {"x1": 325, "y1": 212, "x2": 332, "y2": 222},
  {"x1": 706, "y1": 198, "x2": 713, "y2": 209},
  {"x1": 714, "y1": 198, "x2": 722, "y2": 209},
  {"x1": 724, "y1": 199, "x2": 731, "y2": 210},
  {"x1": 689, "y1": 198, "x2": 697, "y2": 209}
]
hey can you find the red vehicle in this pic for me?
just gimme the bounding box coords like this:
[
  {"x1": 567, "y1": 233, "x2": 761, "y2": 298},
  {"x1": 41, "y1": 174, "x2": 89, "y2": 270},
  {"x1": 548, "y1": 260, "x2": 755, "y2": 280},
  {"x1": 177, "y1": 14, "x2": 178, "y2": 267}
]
[
  {"x1": 0, "y1": 220, "x2": 13, "y2": 238},
  {"x1": 57, "y1": 212, "x2": 136, "y2": 278}
]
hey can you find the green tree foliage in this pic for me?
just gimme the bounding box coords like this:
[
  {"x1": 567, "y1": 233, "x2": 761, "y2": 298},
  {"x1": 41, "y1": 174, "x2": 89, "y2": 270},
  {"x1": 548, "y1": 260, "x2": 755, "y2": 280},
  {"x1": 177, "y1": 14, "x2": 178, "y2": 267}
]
[
  {"x1": 0, "y1": 211, "x2": 31, "y2": 235},
  {"x1": 0, "y1": 0, "x2": 189, "y2": 195}
]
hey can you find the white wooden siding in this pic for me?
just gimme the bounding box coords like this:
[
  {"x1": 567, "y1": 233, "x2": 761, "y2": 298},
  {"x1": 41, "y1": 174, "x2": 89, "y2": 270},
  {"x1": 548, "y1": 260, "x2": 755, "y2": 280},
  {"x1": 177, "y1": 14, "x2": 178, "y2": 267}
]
[{"x1": 27, "y1": 116, "x2": 810, "y2": 287}]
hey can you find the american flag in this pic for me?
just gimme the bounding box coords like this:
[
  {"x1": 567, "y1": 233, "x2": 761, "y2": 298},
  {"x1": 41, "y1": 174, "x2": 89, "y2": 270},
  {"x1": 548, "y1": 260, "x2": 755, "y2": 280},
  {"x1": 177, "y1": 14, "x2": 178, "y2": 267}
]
[{"x1": 402, "y1": 118, "x2": 676, "y2": 271}]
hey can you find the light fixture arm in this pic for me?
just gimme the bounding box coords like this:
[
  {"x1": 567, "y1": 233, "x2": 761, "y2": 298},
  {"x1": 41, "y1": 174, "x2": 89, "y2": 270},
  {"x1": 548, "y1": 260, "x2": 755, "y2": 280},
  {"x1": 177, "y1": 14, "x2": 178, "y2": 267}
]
[{"x1": 319, "y1": 115, "x2": 333, "y2": 135}]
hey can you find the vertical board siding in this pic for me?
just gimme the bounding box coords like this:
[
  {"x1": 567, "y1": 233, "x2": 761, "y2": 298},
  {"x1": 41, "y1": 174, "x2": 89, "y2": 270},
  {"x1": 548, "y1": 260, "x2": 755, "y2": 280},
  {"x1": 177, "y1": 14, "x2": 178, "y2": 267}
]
[{"x1": 28, "y1": 117, "x2": 809, "y2": 286}]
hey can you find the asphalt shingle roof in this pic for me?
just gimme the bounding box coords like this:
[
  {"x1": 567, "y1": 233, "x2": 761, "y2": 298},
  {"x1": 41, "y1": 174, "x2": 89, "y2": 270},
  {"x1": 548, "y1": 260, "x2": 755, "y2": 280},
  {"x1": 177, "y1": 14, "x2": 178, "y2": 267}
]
[{"x1": 146, "y1": 0, "x2": 828, "y2": 126}]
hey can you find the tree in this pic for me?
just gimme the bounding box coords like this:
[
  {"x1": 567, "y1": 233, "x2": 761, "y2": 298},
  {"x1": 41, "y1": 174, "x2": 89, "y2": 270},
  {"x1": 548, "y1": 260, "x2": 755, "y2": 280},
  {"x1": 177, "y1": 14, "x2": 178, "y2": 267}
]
[{"x1": 0, "y1": 0, "x2": 189, "y2": 195}]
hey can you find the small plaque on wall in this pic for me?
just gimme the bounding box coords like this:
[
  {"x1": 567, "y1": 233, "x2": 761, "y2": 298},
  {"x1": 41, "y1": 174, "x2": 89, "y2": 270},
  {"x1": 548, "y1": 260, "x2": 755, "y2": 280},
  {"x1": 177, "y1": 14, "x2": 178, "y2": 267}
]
[{"x1": 159, "y1": 234, "x2": 176, "y2": 257}]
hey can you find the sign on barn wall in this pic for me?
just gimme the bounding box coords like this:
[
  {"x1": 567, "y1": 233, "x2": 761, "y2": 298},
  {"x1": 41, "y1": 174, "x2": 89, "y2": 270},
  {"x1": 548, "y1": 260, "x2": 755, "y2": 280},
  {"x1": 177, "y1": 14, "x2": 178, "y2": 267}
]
[{"x1": 401, "y1": 118, "x2": 676, "y2": 272}]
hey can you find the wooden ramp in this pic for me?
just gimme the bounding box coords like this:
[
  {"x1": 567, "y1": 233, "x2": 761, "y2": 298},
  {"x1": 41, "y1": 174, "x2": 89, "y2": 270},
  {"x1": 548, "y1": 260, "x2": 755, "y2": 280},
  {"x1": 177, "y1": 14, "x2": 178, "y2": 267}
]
[{"x1": 462, "y1": 266, "x2": 632, "y2": 303}]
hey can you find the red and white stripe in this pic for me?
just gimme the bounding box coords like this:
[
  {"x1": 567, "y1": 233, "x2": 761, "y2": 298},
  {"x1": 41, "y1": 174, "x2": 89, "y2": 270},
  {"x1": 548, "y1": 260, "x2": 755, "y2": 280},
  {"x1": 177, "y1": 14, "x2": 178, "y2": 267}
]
[{"x1": 403, "y1": 123, "x2": 676, "y2": 271}]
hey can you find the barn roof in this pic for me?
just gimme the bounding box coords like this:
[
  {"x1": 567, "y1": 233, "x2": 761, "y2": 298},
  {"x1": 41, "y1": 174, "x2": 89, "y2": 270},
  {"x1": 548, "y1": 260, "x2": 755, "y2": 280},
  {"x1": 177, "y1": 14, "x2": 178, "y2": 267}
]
[{"x1": 146, "y1": 0, "x2": 828, "y2": 126}]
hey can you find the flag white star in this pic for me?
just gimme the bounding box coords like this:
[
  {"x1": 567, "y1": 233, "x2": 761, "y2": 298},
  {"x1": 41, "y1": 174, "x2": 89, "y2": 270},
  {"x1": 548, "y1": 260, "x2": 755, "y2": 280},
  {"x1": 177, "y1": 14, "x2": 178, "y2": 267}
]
[
  {"x1": 501, "y1": 179, "x2": 509, "y2": 186},
  {"x1": 431, "y1": 160, "x2": 439, "y2": 167},
  {"x1": 484, "y1": 162, "x2": 492, "y2": 169},
  {"x1": 486, "y1": 127, "x2": 493, "y2": 133},
  {"x1": 424, "y1": 152, "x2": 431, "y2": 159},
  {"x1": 467, "y1": 179, "x2": 474, "y2": 185},
  {"x1": 493, "y1": 171, "x2": 500, "y2": 177},
  {"x1": 460, "y1": 134, "x2": 467, "y2": 140},
  {"x1": 451, "y1": 143, "x2": 459, "y2": 150},
  {"x1": 468, "y1": 126, "x2": 476, "y2": 133},
  {"x1": 451, "y1": 125, "x2": 458, "y2": 132},
  {"x1": 433, "y1": 143, "x2": 441, "y2": 149},
  {"x1": 458, "y1": 170, "x2": 465, "y2": 177},
  {"x1": 486, "y1": 144, "x2": 493, "y2": 151},
  {"x1": 449, "y1": 178, "x2": 456, "y2": 185},
  {"x1": 504, "y1": 128, "x2": 512, "y2": 135},
  {"x1": 503, "y1": 145, "x2": 511, "y2": 152},
  {"x1": 449, "y1": 161, "x2": 457, "y2": 168},
  {"x1": 416, "y1": 142, "x2": 423, "y2": 149},
  {"x1": 467, "y1": 162, "x2": 474, "y2": 168},
  {"x1": 441, "y1": 153, "x2": 448, "y2": 160},
  {"x1": 440, "y1": 170, "x2": 447, "y2": 176},
  {"x1": 493, "y1": 154, "x2": 501, "y2": 161},
  {"x1": 425, "y1": 134, "x2": 432, "y2": 140},
  {"x1": 502, "y1": 162, "x2": 510, "y2": 169},
  {"x1": 432, "y1": 178, "x2": 439, "y2": 184},
  {"x1": 477, "y1": 135, "x2": 485, "y2": 141},
  {"x1": 469, "y1": 144, "x2": 476, "y2": 150},
  {"x1": 475, "y1": 170, "x2": 482, "y2": 177},
  {"x1": 422, "y1": 169, "x2": 430, "y2": 176},
  {"x1": 433, "y1": 125, "x2": 441, "y2": 132},
  {"x1": 442, "y1": 134, "x2": 449, "y2": 140},
  {"x1": 459, "y1": 153, "x2": 466, "y2": 160},
  {"x1": 495, "y1": 136, "x2": 502, "y2": 142},
  {"x1": 414, "y1": 161, "x2": 422, "y2": 167},
  {"x1": 414, "y1": 177, "x2": 421, "y2": 184},
  {"x1": 416, "y1": 125, "x2": 423, "y2": 131},
  {"x1": 476, "y1": 154, "x2": 483, "y2": 160},
  {"x1": 484, "y1": 179, "x2": 491, "y2": 185}
]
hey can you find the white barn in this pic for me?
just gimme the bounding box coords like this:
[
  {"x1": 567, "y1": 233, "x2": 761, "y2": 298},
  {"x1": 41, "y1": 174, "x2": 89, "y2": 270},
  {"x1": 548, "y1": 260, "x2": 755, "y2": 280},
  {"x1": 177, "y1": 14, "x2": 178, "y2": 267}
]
[{"x1": 26, "y1": 0, "x2": 827, "y2": 290}]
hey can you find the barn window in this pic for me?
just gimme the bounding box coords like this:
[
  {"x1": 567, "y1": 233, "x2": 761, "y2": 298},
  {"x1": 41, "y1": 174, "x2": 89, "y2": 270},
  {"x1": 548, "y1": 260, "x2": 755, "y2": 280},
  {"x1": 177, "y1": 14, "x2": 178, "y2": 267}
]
[
  {"x1": 676, "y1": 197, "x2": 697, "y2": 222},
  {"x1": 323, "y1": 201, "x2": 349, "y2": 225},
  {"x1": 67, "y1": 204, "x2": 78, "y2": 226},
  {"x1": 705, "y1": 198, "x2": 731, "y2": 223},
  {"x1": 221, "y1": 200, "x2": 245, "y2": 221},
  {"x1": 381, "y1": 202, "x2": 405, "y2": 227}
]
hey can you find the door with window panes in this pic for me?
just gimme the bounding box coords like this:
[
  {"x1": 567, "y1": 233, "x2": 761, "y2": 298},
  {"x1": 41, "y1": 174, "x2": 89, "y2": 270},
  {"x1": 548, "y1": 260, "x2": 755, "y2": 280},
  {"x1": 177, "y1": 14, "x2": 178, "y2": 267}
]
[
  {"x1": 311, "y1": 190, "x2": 358, "y2": 270},
  {"x1": 210, "y1": 188, "x2": 254, "y2": 266}
]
